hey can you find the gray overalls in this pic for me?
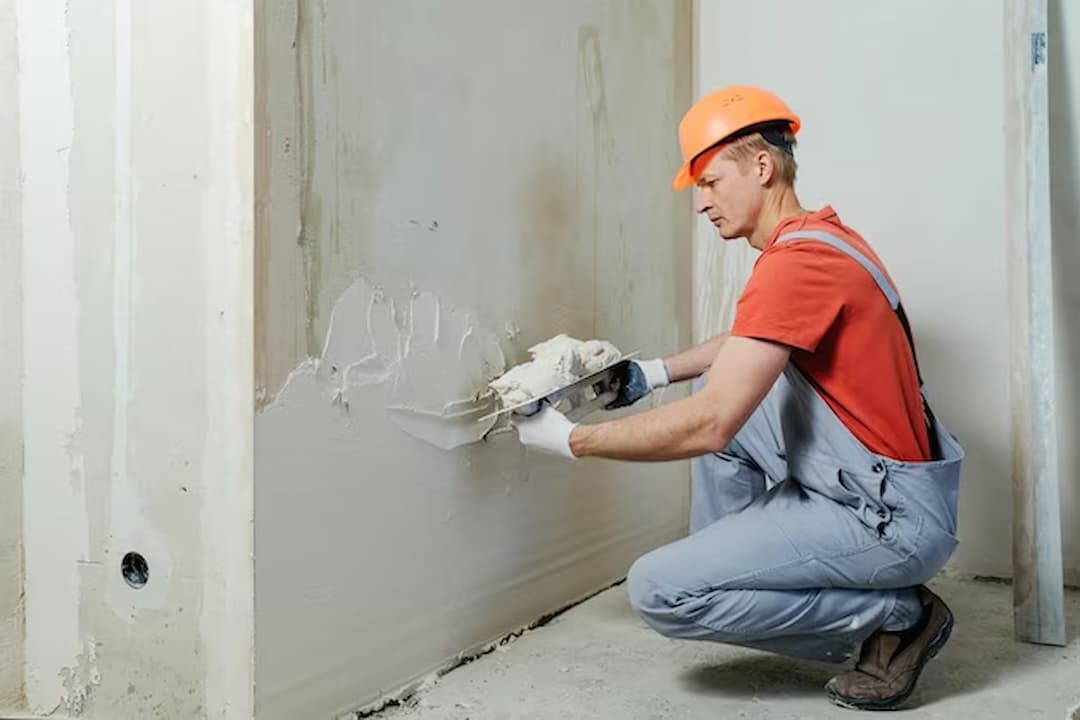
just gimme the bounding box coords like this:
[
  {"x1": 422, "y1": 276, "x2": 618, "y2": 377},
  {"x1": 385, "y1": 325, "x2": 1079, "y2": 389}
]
[{"x1": 627, "y1": 230, "x2": 964, "y2": 662}]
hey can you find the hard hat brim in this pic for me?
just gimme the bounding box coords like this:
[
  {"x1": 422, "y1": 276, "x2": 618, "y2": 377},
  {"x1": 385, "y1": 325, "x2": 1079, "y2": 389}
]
[{"x1": 672, "y1": 162, "x2": 693, "y2": 191}]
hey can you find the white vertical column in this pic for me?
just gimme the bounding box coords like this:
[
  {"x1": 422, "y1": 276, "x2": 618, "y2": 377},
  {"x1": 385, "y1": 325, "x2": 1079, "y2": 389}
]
[
  {"x1": 201, "y1": 0, "x2": 255, "y2": 717},
  {"x1": 16, "y1": 0, "x2": 91, "y2": 710}
]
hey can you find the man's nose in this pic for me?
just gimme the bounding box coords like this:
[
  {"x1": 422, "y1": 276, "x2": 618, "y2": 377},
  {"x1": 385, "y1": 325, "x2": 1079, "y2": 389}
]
[{"x1": 694, "y1": 188, "x2": 711, "y2": 215}]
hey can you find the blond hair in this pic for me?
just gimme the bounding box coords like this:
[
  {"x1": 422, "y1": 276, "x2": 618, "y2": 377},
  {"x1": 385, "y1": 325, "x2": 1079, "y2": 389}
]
[{"x1": 721, "y1": 129, "x2": 798, "y2": 185}]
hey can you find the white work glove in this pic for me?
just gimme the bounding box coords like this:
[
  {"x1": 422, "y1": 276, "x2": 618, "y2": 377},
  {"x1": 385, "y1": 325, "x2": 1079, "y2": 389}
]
[
  {"x1": 606, "y1": 359, "x2": 670, "y2": 409},
  {"x1": 513, "y1": 403, "x2": 578, "y2": 458}
]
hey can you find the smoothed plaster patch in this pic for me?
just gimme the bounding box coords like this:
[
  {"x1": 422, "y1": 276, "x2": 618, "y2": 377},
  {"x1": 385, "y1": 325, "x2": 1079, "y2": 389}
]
[{"x1": 273, "y1": 278, "x2": 507, "y2": 450}]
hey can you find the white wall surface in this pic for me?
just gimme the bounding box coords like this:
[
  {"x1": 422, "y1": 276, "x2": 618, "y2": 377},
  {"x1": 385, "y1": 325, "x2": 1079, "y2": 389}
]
[
  {"x1": 254, "y1": 1, "x2": 692, "y2": 717},
  {"x1": 694, "y1": 0, "x2": 1080, "y2": 584},
  {"x1": 1, "y1": 0, "x2": 254, "y2": 717}
]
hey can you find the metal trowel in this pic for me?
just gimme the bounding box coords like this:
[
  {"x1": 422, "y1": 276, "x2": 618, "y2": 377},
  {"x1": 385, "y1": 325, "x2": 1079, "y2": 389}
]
[{"x1": 477, "y1": 355, "x2": 638, "y2": 424}]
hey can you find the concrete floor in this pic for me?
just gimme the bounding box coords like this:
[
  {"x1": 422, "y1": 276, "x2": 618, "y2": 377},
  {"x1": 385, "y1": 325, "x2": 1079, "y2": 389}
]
[{"x1": 376, "y1": 574, "x2": 1080, "y2": 720}]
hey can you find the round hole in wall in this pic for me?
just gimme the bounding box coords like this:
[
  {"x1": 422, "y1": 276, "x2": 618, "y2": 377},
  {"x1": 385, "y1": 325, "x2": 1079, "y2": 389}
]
[{"x1": 121, "y1": 552, "x2": 149, "y2": 589}]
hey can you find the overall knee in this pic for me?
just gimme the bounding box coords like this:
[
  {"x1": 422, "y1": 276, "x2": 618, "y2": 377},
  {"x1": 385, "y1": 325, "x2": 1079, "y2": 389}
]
[
  {"x1": 626, "y1": 552, "x2": 720, "y2": 639},
  {"x1": 628, "y1": 552, "x2": 760, "y2": 643},
  {"x1": 626, "y1": 553, "x2": 679, "y2": 632}
]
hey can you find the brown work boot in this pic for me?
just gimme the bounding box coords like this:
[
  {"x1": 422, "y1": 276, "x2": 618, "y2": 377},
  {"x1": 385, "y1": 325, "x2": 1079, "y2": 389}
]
[{"x1": 825, "y1": 586, "x2": 954, "y2": 711}]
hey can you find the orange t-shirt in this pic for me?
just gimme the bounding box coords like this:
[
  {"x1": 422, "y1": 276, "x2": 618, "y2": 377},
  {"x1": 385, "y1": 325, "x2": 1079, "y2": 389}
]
[{"x1": 731, "y1": 206, "x2": 931, "y2": 461}]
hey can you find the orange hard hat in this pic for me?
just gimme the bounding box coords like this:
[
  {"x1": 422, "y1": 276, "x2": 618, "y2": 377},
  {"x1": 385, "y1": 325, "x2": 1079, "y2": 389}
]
[{"x1": 672, "y1": 85, "x2": 801, "y2": 190}]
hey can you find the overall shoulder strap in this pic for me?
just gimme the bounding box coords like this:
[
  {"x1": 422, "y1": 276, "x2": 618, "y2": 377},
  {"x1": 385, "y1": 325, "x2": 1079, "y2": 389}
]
[
  {"x1": 777, "y1": 230, "x2": 900, "y2": 309},
  {"x1": 775, "y1": 230, "x2": 942, "y2": 460}
]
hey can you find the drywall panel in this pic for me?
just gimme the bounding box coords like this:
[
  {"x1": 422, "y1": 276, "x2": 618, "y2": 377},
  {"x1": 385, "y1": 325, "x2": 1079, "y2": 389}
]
[
  {"x1": 0, "y1": 0, "x2": 25, "y2": 712},
  {"x1": 694, "y1": 1, "x2": 1022, "y2": 579},
  {"x1": 11, "y1": 1, "x2": 254, "y2": 717},
  {"x1": 254, "y1": 1, "x2": 692, "y2": 717},
  {"x1": 1050, "y1": 0, "x2": 1080, "y2": 586}
]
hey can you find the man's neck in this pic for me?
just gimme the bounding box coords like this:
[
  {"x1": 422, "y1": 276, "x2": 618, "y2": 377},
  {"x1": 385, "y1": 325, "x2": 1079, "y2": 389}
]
[{"x1": 747, "y1": 187, "x2": 805, "y2": 250}]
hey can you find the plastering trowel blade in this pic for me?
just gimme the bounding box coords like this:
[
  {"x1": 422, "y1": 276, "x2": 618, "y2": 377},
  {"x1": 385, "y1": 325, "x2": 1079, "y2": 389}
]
[{"x1": 478, "y1": 354, "x2": 638, "y2": 424}]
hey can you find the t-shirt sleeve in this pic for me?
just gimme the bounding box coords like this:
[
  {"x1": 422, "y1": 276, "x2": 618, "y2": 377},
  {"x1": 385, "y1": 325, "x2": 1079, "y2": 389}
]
[{"x1": 731, "y1": 244, "x2": 846, "y2": 352}]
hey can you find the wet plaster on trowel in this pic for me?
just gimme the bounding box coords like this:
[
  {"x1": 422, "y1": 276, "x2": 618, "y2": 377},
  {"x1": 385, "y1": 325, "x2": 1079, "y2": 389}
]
[{"x1": 488, "y1": 335, "x2": 621, "y2": 408}]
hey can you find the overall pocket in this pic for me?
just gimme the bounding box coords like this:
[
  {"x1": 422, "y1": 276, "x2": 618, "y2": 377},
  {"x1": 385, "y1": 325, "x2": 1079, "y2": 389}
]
[
  {"x1": 790, "y1": 449, "x2": 874, "y2": 511},
  {"x1": 876, "y1": 461, "x2": 961, "y2": 584},
  {"x1": 868, "y1": 512, "x2": 959, "y2": 587}
]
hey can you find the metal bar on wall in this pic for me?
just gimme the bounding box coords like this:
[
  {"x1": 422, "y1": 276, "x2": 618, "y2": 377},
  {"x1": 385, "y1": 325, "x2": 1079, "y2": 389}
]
[{"x1": 1005, "y1": 0, "x2": 1066, "y2": 646}]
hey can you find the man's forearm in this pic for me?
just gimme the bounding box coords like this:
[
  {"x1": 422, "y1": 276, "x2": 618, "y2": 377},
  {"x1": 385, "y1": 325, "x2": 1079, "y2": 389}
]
[
  {"x1": 570, "y1": 392, "x2": 730, "y2": 461},
  {"x1": 568, "y1": 335, "x2": 790, "y2": 462},
  {"x1": 662, "y1": 332, "x2": 731, "y2": 383}
]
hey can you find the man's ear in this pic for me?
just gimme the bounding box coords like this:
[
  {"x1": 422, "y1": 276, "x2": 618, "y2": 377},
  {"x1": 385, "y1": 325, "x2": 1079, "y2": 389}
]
[{"x1": 756, "y1": 150, "x2": 775, "y2": 186}]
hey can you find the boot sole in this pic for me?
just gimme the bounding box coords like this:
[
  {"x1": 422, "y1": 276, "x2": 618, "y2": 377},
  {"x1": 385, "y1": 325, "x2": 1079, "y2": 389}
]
[{"x1": 826, "y1": 606, "x2": 954, "y2": 712}]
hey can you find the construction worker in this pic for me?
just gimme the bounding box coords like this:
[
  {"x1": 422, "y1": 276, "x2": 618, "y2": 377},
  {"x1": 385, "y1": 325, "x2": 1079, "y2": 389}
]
[{"x1": 513, "y1": 85, "x2": 963, "y2": 711}]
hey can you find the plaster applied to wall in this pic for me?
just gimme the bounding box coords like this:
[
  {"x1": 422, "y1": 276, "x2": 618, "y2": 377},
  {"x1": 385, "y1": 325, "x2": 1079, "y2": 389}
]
[
  {"x1": 254, "y1": 1, "x2": 692, "y2": 718},
  {"x1": 291, "y1": 278, "x2": 509, "y2": 451},
  {"x1": 256, "y1": 283, "x2": 688, "y2": 720}
]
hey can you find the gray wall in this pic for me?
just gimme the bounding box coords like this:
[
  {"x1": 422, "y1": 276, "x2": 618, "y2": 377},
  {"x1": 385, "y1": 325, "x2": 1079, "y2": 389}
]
[{"x1": 254, "y1": 2, "x2": 693, "y2": 718}]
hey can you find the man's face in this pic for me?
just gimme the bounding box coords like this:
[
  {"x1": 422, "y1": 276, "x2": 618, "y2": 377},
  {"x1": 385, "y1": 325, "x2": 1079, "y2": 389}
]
[{"x1": 693, "y1": 151, "x2": 765, "y2": 241}]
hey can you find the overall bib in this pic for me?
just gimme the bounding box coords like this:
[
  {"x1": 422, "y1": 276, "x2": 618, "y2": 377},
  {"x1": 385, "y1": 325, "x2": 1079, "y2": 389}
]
[{"x1": 627, "y1": 230, "x2": 964, "y2": 662}]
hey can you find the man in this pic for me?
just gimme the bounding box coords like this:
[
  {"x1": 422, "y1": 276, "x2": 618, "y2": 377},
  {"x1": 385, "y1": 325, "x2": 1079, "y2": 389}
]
[{"x1": 513, "y1": 85, "x2": 963, "y2": 711}]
